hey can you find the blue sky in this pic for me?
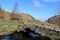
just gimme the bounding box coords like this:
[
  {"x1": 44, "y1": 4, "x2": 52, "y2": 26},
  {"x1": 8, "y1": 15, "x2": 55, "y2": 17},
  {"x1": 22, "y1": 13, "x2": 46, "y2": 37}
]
[{"x1": 0, "y1": 0, "x2": 59, "y2": 21}]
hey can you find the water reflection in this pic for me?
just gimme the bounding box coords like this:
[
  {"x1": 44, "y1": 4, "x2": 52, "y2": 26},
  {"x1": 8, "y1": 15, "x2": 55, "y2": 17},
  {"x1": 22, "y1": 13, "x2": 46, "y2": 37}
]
[
  {"x1": 0, "y1": 35, "x2": 11, "y2": 40},
  {"x1": 0, "y1": 31, "x2": 23, "y2": 40}
]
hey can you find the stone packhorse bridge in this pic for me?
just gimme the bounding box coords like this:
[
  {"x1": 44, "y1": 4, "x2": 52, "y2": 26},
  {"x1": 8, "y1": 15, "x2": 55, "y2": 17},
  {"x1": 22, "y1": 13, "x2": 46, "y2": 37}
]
[{"x1": 18, "y1": 24, "x2": 60, "y2": 36}]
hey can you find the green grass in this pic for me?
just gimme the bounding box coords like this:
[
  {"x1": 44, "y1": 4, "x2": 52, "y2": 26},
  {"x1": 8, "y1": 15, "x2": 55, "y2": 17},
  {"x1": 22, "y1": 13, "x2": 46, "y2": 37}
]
[
  {"x1": 0, "y1": 21, "x2": 21, "y2": 34},
  {"x1": 47, "y1": 34, "x2": 60, "y2": 39}
]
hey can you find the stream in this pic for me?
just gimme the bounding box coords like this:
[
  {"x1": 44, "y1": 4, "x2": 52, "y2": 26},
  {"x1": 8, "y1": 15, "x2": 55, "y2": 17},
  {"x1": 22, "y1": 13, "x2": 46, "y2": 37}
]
[{"x1": 0, "y1": 28, "x2": 60, "y2": 40}]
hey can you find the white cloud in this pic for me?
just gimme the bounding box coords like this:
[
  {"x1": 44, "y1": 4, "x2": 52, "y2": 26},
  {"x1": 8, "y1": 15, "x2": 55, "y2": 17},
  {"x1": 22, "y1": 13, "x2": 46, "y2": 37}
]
[
  {"x1": 43, "y1": 0, "x2": 60, "y2": 3},
  {"x1": 32, "y1": 0, "x2": 44, "y2": 7}
]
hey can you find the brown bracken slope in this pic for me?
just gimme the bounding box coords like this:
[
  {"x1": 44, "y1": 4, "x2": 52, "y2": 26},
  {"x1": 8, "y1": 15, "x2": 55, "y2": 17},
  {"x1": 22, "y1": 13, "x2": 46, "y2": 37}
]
[
  {"x1": 0, "y1": 8, "x2": 35, "y2": 21},
  {"x1": 46, "y1": 15, "x2": 60, "y2": 26}
]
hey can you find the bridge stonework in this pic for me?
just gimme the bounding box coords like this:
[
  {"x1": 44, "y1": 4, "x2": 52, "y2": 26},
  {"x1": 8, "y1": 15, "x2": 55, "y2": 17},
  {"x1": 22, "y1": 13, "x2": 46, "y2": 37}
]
[{"x1": 17, "y1": 24, "x2": 60, "y2": 36}]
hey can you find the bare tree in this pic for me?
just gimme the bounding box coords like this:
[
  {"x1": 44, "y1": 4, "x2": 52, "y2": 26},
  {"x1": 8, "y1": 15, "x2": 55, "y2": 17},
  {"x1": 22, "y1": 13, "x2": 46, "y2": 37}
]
[
  {"x1": 12, "y1": 2, "x2": 18, "y2": 14},
  {"x1": 10, "y1": 2, "x2": 20, "y2": 21}
]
